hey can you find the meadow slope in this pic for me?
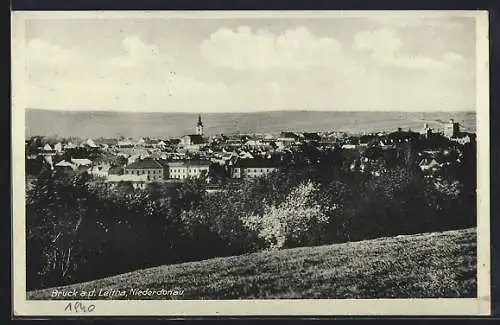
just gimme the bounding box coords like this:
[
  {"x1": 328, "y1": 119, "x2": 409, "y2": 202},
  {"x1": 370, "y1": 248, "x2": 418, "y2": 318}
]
[{"x1": 28, "y1": 227, "x2": 477, "y2": 300}]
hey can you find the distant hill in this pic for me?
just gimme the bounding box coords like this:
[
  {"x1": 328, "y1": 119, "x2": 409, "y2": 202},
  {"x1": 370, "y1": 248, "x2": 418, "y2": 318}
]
[
  {"x1": 28, "y1": 227, "x2": 476, "y2": 300},
  {"x1": 26, "y1": 108, "x2": 476, "y2": 139}
]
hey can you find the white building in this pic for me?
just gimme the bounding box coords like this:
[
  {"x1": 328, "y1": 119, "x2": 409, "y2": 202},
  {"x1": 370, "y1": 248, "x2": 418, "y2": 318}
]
[
  {"x1": 55, "y1": 160, "x2": 75, "y2": 171},
  {"x1": 444, "y1": 119, "x2": 460, "y2": 138},
  {"x1": 86, "y1": 138, "x2": 98, "y2": 148},
  {"x1": 54, "y1": 142, "x2": 63, "y2": 153},
  {"x1": 231, "y1": 158, "x2": 280, "y2": 179},
  {"x1": 89, "y1": 163, "x2": 111, "y2": 178},
  {"x1": 71, "y1": 158, "x2": 93, "y2": 169},
  {"x1": 167, "y1": 160, "x2": 210, "y2": 180},
  {"x1": 106, "y1": 174, "x2": 149, "y2": 190}
]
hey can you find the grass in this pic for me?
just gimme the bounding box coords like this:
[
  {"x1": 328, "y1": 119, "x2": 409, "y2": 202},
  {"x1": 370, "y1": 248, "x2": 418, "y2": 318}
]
[{"x1": 27, "y1": 227, "x2": 477, "y2": 300}]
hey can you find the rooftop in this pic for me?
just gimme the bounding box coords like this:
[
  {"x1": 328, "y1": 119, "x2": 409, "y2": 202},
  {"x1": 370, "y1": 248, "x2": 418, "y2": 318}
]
[
  {"x1": 71, "y1": 158, "x2": 92, "y2": 166},
  {"x1": 167, "y1": 160, "x2": 211, "y2": 167},
  {"x1": 125, "y1": 159, "x2": 164, "y2": 169},
  {"x1": 233, "y1": 158, "x2": 282, "y2": 168},
  {"x1": 107, "y1": 174, "x2": 149, "y2": 182}
]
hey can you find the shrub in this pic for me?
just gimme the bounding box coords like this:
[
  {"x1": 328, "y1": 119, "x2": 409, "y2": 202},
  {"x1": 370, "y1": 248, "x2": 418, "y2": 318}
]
[{"x1": 242, "y1": 181, "x2": 333, "y2": 249}]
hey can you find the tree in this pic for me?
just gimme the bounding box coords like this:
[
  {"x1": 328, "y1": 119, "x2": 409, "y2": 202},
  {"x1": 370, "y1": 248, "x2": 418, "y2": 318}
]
[
  {"x1": 241, "y1": 181, "x2": 331, "y2": 249},
  {"x1": 26, "y1": 170, "x2": 92, "y2": 289}
]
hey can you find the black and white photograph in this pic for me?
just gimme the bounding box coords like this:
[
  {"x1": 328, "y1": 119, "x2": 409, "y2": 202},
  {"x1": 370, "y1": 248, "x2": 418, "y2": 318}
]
[{"x1": 12, "y1": 10, "x2": 490, "y2": 316}]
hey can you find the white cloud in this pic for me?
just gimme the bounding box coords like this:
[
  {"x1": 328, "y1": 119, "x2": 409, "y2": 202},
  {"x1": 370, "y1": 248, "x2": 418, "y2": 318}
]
[
  {"x1": 110, "y1": 36, "x2": 163, "y2": 68},
  {"x1": 354, "y1": 28, "x2": 447, "y2": 69},
  {"x1": 442, "y1": 52, "x2": 466, "y2": 64},
  {"x1": 26, "y1": 38, "x2": 78, "y2": 76},
  {"x1": 26, "y1": 38, "x2": 77, "y2": 64},
  {"x1": 200, "y1": 26, "x2": 344, "y2": 71},
  {"x1": 24, "y1": 38, "x2": 230, "y2": 112},
  {"x1": 24, "y1": 32, "x2": 475, "y2": 113}
]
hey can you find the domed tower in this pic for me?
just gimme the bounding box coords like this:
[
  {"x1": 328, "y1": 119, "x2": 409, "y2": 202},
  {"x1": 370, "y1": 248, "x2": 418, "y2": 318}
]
[{"x1": 196, "y1": 114, "x2": 204, "y2": 136}]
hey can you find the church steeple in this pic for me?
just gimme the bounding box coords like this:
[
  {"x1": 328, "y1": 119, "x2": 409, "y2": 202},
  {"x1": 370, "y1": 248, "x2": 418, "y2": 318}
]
[{"x1": 196, "y1": 114, "x2": 203, "y2": 135}]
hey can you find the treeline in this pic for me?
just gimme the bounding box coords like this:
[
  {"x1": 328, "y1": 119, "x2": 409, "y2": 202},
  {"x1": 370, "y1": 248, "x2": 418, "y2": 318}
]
[{"x1": 26, "y1": 143, "x2": 476, "y2": 291}]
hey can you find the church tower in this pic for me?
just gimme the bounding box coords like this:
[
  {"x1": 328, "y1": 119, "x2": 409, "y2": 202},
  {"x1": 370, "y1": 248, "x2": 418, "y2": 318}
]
[{"x1": 196, "y1": 114, "x2": 204, "y2": 136}]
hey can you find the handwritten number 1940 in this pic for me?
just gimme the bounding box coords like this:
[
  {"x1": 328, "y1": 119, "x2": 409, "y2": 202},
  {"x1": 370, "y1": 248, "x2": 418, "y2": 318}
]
[{"x1": 64, "y1": 302, "x2": 96, "y2": 313}]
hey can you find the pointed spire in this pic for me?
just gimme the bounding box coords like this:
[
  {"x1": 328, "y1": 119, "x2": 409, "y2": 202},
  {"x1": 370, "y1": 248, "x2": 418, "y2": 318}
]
[{"x1": 197, "y1": 114, "x2": 203, "y2": 126}]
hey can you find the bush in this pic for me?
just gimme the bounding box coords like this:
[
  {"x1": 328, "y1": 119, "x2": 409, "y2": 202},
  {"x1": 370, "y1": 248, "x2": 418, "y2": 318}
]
[{"x1": 241, "y1": 181, "x2": 333, "y2": 249}]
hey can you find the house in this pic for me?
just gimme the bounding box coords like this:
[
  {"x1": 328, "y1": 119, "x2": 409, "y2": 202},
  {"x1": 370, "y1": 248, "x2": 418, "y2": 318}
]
[
  {"x1": 245, "y1": 139, "x2": 264, "y2": 147},
  {"x1": 276, "y1": 137, "x2": 296, "y2": 148},
  {"x1": 342, "y1": 144, "x2": 357, "y2": 150},
  {"x1": 239, "y1": 151, "x2": 254, "y2": 159},
  {"x1": 124, "y1": 158, "x2": 165, "y2": 181},
  {"x1": 85, "y1": 138, "x2": 98, "y2": 148},
  {"x1": 444, "y1": 119, "x2": 460, "y2": 138},
  {"x1": 302, "y1": 132, "x2": 321, "y2": 142},
  {"x1": 180, "y1": 135, "x2": 204, "y2": 146},
  {"x1": 106, "y1": 174, "x2": 149, "y2": 190},
  {"x1": 280, "y1": 132, "x2": 301, "y2": 141},
  {"x1": 167, "y1": 161, "x2": 187, "y2": 179},
  {"x1": 379, "y1": 138, "x2": 394, "y2": 150},
  {"x1": 94, "y1": 138, "x2": 118, "y2": 149},
  {"x1": 117, "y1": 139, "x2": 134, "y2": 148},
  {"x1": 136, "y1": 138, "x2": 146, "y2": 146},
  {"x1": 157, "y1": 140, "x2": 167, "y2": 149},
  {"x1": 64, "y1": 142, "x2": 77, "y2": 150},
  {"x1": 261, "y1": 134, "x2": 276, "y2": 144},
  {"x1": 42, "y1": 143, "x2": 53, "y2": 152},
  {"x1": 89, "y1": 163, "x2": 111, "y2": 178},
  {"x1": 127, "y1": 154, "x2": 140, "y2": 165},
  {"x1": 231, "y1": 158, "x2": 280, "y2": 179},
  {"x1": 450, "y1": 133, "x2": 475, "y2": 145},
  {"x1": 167, "y1": 160, "x2": 210, "y2": 180},
  {"x1": 54, "y1": 142, "x2": 63, "y2": 153},
  {"x1": 418, "y1": 158, "x2": 441, "y2": 172},
  {"x1": 212, "y1": 152, "x2": 238, "y2": 166},
  {"x1": 55, "y1": 160, "x2": 76, "y2": 171},
  {"x1": 71, "y1": 158, "x2": 93, "y2": 170},
  {"x1": 420, "y1": 123, "x2": 433, "y2": 139}
]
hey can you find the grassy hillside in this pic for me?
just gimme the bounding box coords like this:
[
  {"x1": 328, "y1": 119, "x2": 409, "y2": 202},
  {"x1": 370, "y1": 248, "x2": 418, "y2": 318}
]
[{"x1": 28, "y1": 227, "x2": 477, "y2": 300}]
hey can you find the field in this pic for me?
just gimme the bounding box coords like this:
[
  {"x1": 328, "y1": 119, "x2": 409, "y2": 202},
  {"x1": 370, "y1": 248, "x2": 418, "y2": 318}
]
[{"x1": 27, "y1": 227, "x2": 477, "y2": 300}]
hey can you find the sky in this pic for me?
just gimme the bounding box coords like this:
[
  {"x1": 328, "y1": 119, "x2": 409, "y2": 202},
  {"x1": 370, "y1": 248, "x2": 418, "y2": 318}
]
[{"x1": 22, "y1": 12, "x2": 479, "y2": 113}]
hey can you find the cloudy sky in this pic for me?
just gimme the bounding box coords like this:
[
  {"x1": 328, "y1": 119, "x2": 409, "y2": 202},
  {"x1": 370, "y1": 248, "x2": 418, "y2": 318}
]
[{"x1": 22, "y1": 12, "x2": 478, "y2": 112}]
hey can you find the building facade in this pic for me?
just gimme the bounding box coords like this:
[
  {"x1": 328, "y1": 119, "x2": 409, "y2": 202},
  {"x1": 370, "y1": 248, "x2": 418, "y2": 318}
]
[
  {"x1": 444, "y1": 119, "x2": 460, "y2": 138},
  {"x1": 106, "y1": 174, "x2": 149, "y2": 190},
  {"x1": 167, "y1": 160, "x2": 210, "y2": 180},
  {"x1": 231, "y1": 158, "x2": 280, "y2": 179},
  {"x1": 124, "y1": 158, "x2": 165, "y2": 181}
]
